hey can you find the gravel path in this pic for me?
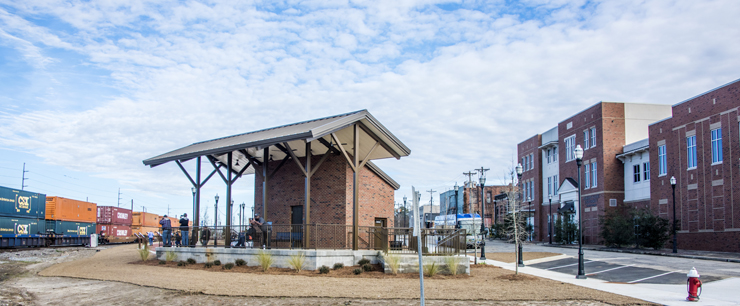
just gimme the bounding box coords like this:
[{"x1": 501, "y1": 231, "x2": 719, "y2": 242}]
[{"x1": 37, "y1": 244, "x2": 652, "y2": 305}]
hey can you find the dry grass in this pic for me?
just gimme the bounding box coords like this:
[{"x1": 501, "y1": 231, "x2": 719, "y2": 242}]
[
  {"x1": 165, "y1": 251, "x2": 177, "y2": 262},
  {"x1": 443, "y1": 256, "x2": 461, "y2": 275},
  {"x1": 383, "y1": 253, "x2": 401, "y2": 275},
  {"x1": 137, "y1": 246, "x2": 149, "y2": 262},
  {"x1": 287, "y1": 253, "x2": 306, "y2": 272},
  {"x1": 256, "y1": 250, "x2": 274, "y2": 272},
  {"x1": 423, "y1": 261, "x2": 439, "y2": 277}
]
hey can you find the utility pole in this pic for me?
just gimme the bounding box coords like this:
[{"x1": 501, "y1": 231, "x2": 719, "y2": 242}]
[
  {"x1": 117, "y1": 188, "x2": 122, "y2": 207},
  {"x1": 463, "y1": 171, "x2": 477, "y2": 188},
  {"x1": 21, "y1": 163, "x2": 29, "y2": 190},
  {"x1": 131, "y1": 199, "x2": 133, "y2": 212},
  {"x1": 426, "y1": 189, "x2": 436, "y2": 226}
]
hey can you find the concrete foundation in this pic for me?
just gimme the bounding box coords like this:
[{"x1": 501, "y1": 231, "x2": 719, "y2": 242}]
[
  {"x1": 155, "y1": 247, "x2": 382, "y2": 270},
  {"x1": 379, "y1": 254, "x2": 470, "y2": 275}
]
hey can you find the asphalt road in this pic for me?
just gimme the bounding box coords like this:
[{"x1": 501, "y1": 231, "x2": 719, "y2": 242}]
[{"x1": 483, "y1": 239, "x2": 740, "y2": 279}]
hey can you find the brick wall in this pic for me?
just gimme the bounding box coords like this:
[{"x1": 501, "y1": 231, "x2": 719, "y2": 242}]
[
  {"x1": 649, "y1": 79, "x2": 740, "y2": 252},
  {"x1": 517, "y1": 134, "x2": 543, "y2": 240}
]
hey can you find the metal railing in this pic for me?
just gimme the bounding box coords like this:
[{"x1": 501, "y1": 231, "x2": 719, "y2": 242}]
[{"x1": 145, "y1": 225, "x2": 466, "y2": 255}]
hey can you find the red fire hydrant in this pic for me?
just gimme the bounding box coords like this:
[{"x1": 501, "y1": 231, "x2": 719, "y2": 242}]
[{"x1": 686, "y1": 267, "x2": 702, "y2": 302}]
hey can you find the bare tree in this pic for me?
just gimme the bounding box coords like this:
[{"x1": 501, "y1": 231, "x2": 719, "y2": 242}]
[{"x1": 501, "y1": 167, "x2": 526, "y2": 275}]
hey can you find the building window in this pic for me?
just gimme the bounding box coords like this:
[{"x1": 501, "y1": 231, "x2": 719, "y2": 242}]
[
  {"x1": 643, "y1": 162, "x2": 650, "y2": 180},
  {"x1": 553, "y1": 146, "x2": 558, "y2": 162},
  {"x1": 553, "y1": 175, "x2": 558, "y2": 195},
  {"x1": 658, "y1": 145, "x2": 667, "y2": 176},
  {"x1": 546, "y1": 149, "x2": 551, "y2": 164},
  {"x1": 565, "y1": 135, "x2": 576, "y2": 161},
  {"x1": 591, "y1": 127, "x2": 596, "y2": 148},
  {"x1": 547, "y1": 177, "x2": 551, "y2": 196},
  {"x1": 584, "y1": 130, "x2": 589, "y2": 149},
  {"x1": 711, "y1": 128, "x2": 723, "y2": 163},
  {"x1": 591, "y1": 162, "x2": 597, "y2": 187},
  {"x1": 530, "y1": 153, "x2": 534, "y2": 170},
  {"x1": 633, "y1": 164, "x2": 641, "y2": 182},
  {"x1": 584, "y1": 164, "x2": 591, "y2": 188},
  {"x1": 687, "y1": 135, "x2": 697, "y2": 168}
]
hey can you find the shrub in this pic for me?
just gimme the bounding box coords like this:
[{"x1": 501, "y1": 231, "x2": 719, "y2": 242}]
[
  {"x1": 159, "y1": 260, "x2": 166, "y2": 265},
  {"x1": 186, "y1": 258, "x2": 196, "y2": 264},
  {"x1": 633, "y1": 208, "x2": 671, "y2": 250},
  {"x1": 165, "y1": 251, "x2": 177, "y2": 262},
  {"x1": 384, "y1": 253, "x2": 401, "y2": 275},
  {"x1": 177, "y1": 261, "x2": 186, "y2": 266},
  {"x1": 287, "y1": 253, "x2": 306, "y2": 272},
  {"x1": 213, "y1": 260, "x2": 221, "y2": 266},
  {"x1": 318, "y1": 265, "x2": 330, "y2": 274},
  {"x1": 362, "y1": 263, "x2": 373, "y2": 272},
  {"x1": 333, "y1": 263, "x2": 344, "y2": 270},
  {"x1": 223, "y1": 263, "x2": 234, "y2": 270},
  {"x1": 256, "y1": 250, "x2": 274, "y2": 272},
  {"x1": 600, "y1": 210, "x2": 634, "y2": 248},
  {"x1": 443, "y1": 256, "x2": 460, "y2": 275},
  {"x1": 424, "y1": 262, "x2": 439, "y2": 277},
  {"x1": 138, "y1": 245, "x2": 150, "y2": 262},
  {"x1": 235, "y1": 259, "x2": 246, "y2": 266},
  {"x1": 353, "y1": 268, "x2": 363, "y2": 275},
  {"x1": 357, "y1": 258, "x2": 370, "y2": 266},
  {"x1": 205, "y1": 262, "x2": 213, "y2": 268}
]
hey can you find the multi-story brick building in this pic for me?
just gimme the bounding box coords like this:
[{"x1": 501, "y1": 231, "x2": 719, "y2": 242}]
[
  {"x1": 439, "y1": 184, "x2": 509, "y2": 227},
  {"x1": 518, "y1": 102, "x2": 671, "y2": 244},
  {"x1": 648, "y1": 78, "x2": 740, "y2": 252}
]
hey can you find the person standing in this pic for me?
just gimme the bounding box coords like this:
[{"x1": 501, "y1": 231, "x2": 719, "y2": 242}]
[
  {"x1": 147, "y1": 231, "x2": 154, "y2": 246},
  {"x1": 179, "y1": 213, "x2": 190, "y2": 247},
  {"x1": 160, "y1": 215, "x2": 172, "y2": 247},
  {"x1": 252, "y1": 213, "x2": 269, "y2": 249}
]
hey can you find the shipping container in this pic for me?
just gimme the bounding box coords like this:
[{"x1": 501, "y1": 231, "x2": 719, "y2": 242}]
[
  {"x1": 45, "y1": 197, "x2": 97, "y2": 223},
  {"x1": 132, "y1": 212, "x2": 160, "y2": 227},
  {"x1": 0, "y1": 216, "x2": 45, "y2": 247},
  {"x1": 96, "y1": 224, "x2": 132, "y2": 237},
  {"x1": 0, "y1": 185, "x2": 46, "y2": 219},
  {"x1": 131, "y1": 226, "x2": 161, "y2": 236},
  {"x1": 45, "y1": 220, "x2": 95, "y2": 237},
  {"x1": 97, "y1": 206, "x2": 133, "y2": 225}
]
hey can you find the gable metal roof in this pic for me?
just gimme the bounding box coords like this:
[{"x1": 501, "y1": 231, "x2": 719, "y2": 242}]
[{"x1": 142, "y1": 109, "x2": 408, "y2": 189}]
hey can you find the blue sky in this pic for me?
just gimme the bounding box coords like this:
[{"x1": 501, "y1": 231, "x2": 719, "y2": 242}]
[{"x1": 1, "y1": 0, "x2": 739, "y2": 223}]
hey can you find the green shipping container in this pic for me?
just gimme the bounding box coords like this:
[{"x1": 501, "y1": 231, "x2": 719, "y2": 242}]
[
  {"x1": 0, "y1": 216, "x2": 44, "y2": 237},
  {"x1": 45, "y1": 220, "x2": 95, "y2": 237},
  {"x1": 0, "y1": 185, "x2": 46, "y2": 219}
]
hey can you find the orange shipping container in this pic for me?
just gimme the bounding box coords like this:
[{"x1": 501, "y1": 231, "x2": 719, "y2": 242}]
[
  {"x1": 132, "y1": 212, "x2": 160, "y2": 227},
  {"x1": 131, "y1": 226, "x2": 161, "y2": 236},
  {"x1": 45, "y1": 196, "x2": 97, "y2": 223}
]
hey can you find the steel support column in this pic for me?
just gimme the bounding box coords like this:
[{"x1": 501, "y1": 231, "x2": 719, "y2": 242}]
[
  {"x1": 225, "y1": 152, "x2": 233, "y2": 246},
  {"x1": 304, "y1": 142, "x2": 311, "y2": 247},
  {"x1": 353, "y1": 124, "x2": 360, "y2": 250},
  {"x1": 193, "y1": 157, "x2": 201, "y2": 247},
  {"x1": 263, "y1": 147, "x2": 269, "y2": 220}
]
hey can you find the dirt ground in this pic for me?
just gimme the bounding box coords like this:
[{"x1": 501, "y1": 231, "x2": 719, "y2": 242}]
[{"x1": 0, "y1": 244, "x2": 655, "y2": 305}]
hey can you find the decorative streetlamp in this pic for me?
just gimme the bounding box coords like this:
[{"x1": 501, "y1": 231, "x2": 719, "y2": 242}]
[
  {"x1": 574, "y1": 144, "x2": 586, "y2": 279},
  {"x1": 479, "y1": 172, "x2": 487, "y2": 261},
  {"x1": 454, "y1": 182, "x2": 459, "y2": 227},
  {"x1": 403, "y1": 195, "x2": 408, "y2": 228},
  {"x1": 191, "y1": 187, "x2": 196, "y2": 247},
  {"x1": 548, "y1": 194, "x2": 553, "y2": 244},
  {"x1": 214, "y1": 194, "x2": 219, "y2": 247},
  {"x1": 515, "y1": 163, "x2": 524, "y2": 267},
  {"x1": 671, "y1": 176, "x2": 677, "y2": 253}
]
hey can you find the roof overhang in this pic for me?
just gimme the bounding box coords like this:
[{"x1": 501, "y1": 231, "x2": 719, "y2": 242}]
[{"x1": 142, "y1": 110, "x2": 409, "y2": 189}]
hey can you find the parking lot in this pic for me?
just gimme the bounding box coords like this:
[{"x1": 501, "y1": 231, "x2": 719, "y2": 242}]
[{"x1": 530, "y1": 257, "x2": 723, "y2": 284}]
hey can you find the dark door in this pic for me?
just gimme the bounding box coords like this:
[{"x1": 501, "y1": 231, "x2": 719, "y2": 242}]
[{"x1": 374, "y1": 218, "x2": 387, "y2": 250}]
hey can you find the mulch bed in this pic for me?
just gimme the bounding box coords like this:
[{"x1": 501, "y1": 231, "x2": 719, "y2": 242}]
[{"x1": 132, "y1": 260, "x2": 472, "y2": 279}]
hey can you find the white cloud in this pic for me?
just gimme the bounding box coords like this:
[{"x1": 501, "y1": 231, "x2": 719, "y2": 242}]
[{"x1": 0, "y1": 0, "x2": 738, "y2": 210}]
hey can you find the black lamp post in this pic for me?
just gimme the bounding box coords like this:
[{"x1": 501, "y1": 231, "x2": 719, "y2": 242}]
[
  {"x1": 479, "y1": 173, "x2": 487, "y2": 261},
  {"x1": 454, "y1": 182, "x2": 459, "y2": 226},
  {"x1": 548, "y1": 194, "x2": 553, "y2": 244},
  {"x1": 403, "y1": 195, "x2": 408, "y2": 228},
  {"x1": 191, "y1": 187, "x2": 196, "y2": 247},
  {"x1": 671, "y1": 176, "x2": 677, "y2": 253},
  {"x1": 214, "y1": 194, "x2": 219, "y2": 247},
  {"x1": 515, "y1": 163, "x2": 524, "y2": 267},
  {"x1": 574, "y1": 144, "x2": 586, "y2": 279}
]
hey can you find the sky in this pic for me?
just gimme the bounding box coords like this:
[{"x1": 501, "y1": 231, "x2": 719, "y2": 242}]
[{"x1": 1, "y1": 0, "x2": 739, "y2": 225}]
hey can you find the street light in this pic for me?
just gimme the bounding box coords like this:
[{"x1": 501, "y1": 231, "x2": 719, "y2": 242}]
[
  {"x1": 214, "y1": 194, "x2": 219, "y2": 247},
  {"x1": 515, "y1": 163, "x2": 523, "y2": 267},
  {"x1": 548, "y1": 194, "x2": 553, "y2": 244},
  {"x1": 454, "y1": 182, "x2": 459, "y2": 227},
  {"x1": 671, "y1": 176, "x2": 677, "y2": 253},
  {"x1": 403, "y1": 195, "x2": 408, "y2": 228},
  {"x1": 191, "y1": 187, "x2": 196, "y2": 247},
  {"x1": 574, "y1": 144, "x2": 586, "y2": 279},
  {"x1": 479, "y1": 172, "x2": 487, "y2": 261}
]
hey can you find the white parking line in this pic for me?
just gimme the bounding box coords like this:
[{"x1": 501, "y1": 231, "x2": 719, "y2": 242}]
[
  {"x1": 546, "y1": 260, "x2": 594, "y2": 270},
  {"x1": 627, "y1": 270, "x2": 680, "y2": 284},
  {"x1": 587, "y1": 264, "x2": 632, "y2": 275}
]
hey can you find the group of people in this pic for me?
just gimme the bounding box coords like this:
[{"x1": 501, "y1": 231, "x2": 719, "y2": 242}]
[{"x1": 145, "y1": 212, "x2": 271, "y2": 249}]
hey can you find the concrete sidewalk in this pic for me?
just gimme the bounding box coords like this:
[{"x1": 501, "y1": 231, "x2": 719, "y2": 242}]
[
  {"x1": 537, "y1": 243, "x2": 740, "y2": 263},
  {"x1": 475, "y1": 255, "x2": 740, "y2": 306}
]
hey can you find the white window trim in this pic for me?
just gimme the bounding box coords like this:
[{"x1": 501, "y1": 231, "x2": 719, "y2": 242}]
[{"x1": 590, "y1": 127, "x2": 596, "y2": 148}]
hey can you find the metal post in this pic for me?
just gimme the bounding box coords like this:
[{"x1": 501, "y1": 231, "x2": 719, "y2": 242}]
[
  {"x1": 193, "y1": 156, "x2": 201, "y2": 247},
  {"x1": 352, "y1": 124, "x2": 359, "y2": 250},
  {"x1": 263, "y1": 147, "x2": 269, "y2": 220},
  {"x1": 479, "y1": 180, "x2": 486, "y2": 261},
  {"x1": 214, "y1": 194, "x2": 219, "y2": 247},
  {"x1": 516, "y1": 165, "x2": 523, "y2": 269},
  {"x1": 548, "y1": 195, "x2": 552, "y2": 245},
  {"x1": 671, "y1": 176, "x2": 677, "y2": 253},
  {"x1": 305, "y1": 141, "x2": 311, "y2": 249},
  {"x1": 576, "y1": 148, "x2": 586, "y2": 279}
]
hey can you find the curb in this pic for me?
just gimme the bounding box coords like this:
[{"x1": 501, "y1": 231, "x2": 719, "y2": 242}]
[{"x1": 537, "y1": 243, "x2": 740, "y2": 263}]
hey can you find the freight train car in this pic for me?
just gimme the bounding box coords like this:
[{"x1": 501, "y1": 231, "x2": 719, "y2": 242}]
[
  {"x1": 45, "y1": 220, "x2": 96, "y2": 246},
  {"x1": 0, "y1": 186, "x2": 47, "y2": 247}
]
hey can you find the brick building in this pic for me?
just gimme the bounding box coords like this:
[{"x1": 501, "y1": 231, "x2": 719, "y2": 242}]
[
  {"x1": 144, "y1": 110, "x2": 410, "y2": 249},
  {"x1": 439, "y1": 184, "x2": 510, "y2": 227},
  {"x1": 517, "y1": 102, "x2": 671, "y2": 244},
  {"x1": 648, "y1": 79, "x2": 740, "y2": 252}
]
